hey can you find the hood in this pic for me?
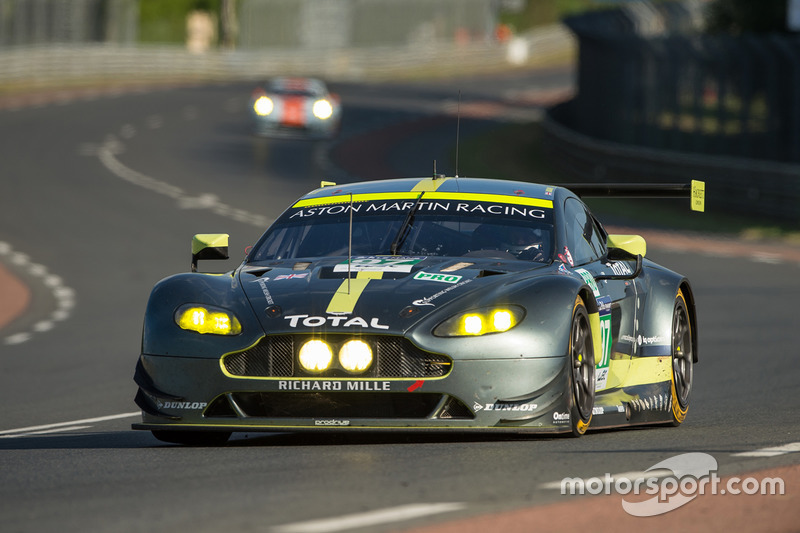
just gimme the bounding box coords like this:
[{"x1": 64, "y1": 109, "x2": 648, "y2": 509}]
[{"x1": 238, "y1": 256, "x2": 548, "y2": 335}]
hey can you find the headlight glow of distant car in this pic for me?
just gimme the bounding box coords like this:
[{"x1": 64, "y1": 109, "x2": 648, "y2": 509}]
[
  {"x1": 339, "y1": 339, "x2": 373, "y2": 373},
  {"x1": 254, "y1": 96, "x2": 274, "y2": 116},
  {"x1": 312, "y1": 99, "x2": 334, "y2": 120},
  {"x1": 175, "y1": 304, "x2": 242, "y2": 335},
  {"x1": 299, "y1": 339, "x2": 334, "y2": 373},
  {"x1": 433, "y1": 305, "x2": 525, "y2": 337}
]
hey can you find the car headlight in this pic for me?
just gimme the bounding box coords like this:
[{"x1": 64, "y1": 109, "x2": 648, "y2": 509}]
[
  {"x1": 312, "y1": 99, "x2": 333, "y2": 120},
  {"x1": 433, "y1": 305, "x2": 524, "y2": 337},
  {"x1": 254, "y1": 96, "x2": 274, "y2": 116},
  {"x1": 175, "y1": 304, "x2": 242, "y2": 335},
  {"x1": 339, "y1": 339, "x2": 373, "y2": 373},
  {"x1": 299, "y1": 339, "x2": 334, "y2": 373}
]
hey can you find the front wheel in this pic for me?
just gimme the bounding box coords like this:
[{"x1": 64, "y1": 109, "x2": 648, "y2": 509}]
[
  {"x1": 669, "y1": 289, "x2": 694, "y2": 426},
  {"x1": 151, "y1": 430, "x2": 231, "y2": 446},
  {"x1": 568, "y1": 296, "x2": 595, "y2": 436}
]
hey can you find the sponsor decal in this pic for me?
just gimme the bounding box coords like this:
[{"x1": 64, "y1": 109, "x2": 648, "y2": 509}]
[
  {"x1": 407, "y1": 380, "x2": 424, "y2": 392},
  {"x1": 333, "y1": 256, "x2": 424, "y2": 273},
  {"x1": 638, "y1": 335, "x2": 665, "y2": 346},
  {"x1": 274, "y1": 273, "x2": 309, "y2": 280},
  {"x1": 620, "y1": 334, "x2": 637, "y2": 344},
  {"x1": 545, "y1": 187, "x2": 554, "y2": 196},
  {"x1": 473, "y1": 402, "x2": 537, "y2": 412},
  {"x1": 278, "y1": 380, "x2": 391, "y2": 391},
  {"x1": 575, "y1": 268, "x2": 600, "y2": 298},
  {"x1": 553, "y1": 411, "x2": 571, "y2": 424},
  {"x1": 253, "y1": 277, "x2": 275, "y2": 305},
  {"x1": 592, "y1": 406, "x2": 604, "y2": 415},
  {"x1": 558, "y1": 246, "x2": 574, "y2": 267},
  {"x1": 441, "y1": 262, "x2": 473, "y2": 272},
  {"x1": 412, "y1": 278, "x2": 473, "y2": 307},
  {"x1": 284, "y1": 314, "x2": 390, "y2": 329},
  {"x1": 605, "y1": 261, "x2": 633, "y2": 277},
  {"x1": 157, "y1": 401, "x2": 207, "y2": 410},
  {"x1": 314, "y1": 419, "x2": 350, "y2": 426},
  {"x1": 557, "y1": 263, "x2": 571, "y2": 276},
  {"x1": 413, "y1": 271, "x2": 462, "y2": 284}
]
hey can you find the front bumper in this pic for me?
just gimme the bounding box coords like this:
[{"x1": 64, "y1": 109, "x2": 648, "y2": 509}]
[{"x1": 133, "y1": 352, "x2": 574, "y2": 433}]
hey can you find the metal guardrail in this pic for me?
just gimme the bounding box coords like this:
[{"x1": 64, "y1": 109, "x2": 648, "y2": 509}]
[
  {"x1": 542, "y1": 108, "x2": 800, "y2": 224},
  {"x1": 0, "y1": 25, "x2": 575, "y2": 86}
]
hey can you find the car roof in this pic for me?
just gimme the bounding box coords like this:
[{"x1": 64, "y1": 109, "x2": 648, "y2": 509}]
[
  {"x1": 268, "y1": 77, "x2": 326, "y2": 94},
  {"x1": 297, "y1": 177, "x2": 561, "y2": 205}
]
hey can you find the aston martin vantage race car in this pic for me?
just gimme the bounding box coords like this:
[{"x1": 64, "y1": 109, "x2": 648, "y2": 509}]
[
  {"x1": 133, "y1": 176, "x2": 704, "y2": 445},
  {"x1": 250, "y1": 77, "x2": 341, "y2": 139}
]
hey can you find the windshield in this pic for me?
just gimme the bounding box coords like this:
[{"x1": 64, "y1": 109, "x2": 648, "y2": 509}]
[{"x1": 248, "y1": 197, "x2": 554, "y2": 263}]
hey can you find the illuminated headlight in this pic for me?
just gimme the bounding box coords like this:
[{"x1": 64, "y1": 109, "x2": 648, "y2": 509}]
[
  {"x1": 312, "y1": 99, "x2": 333, "y2": 120},
  {"x1": 433, "y1": 306, "x2": 524, "y2": 337},
  {"x1": 339, "y1": 340, "x2": 373, "y2": 374},
  {"x1": 254, "y1": 96, "x2": 274, "y2": 116},
  {"x1": 175, "y1": 304, "x2": 241, "y2": 335},
  {"x1": 299, "y1": 339, "x2": 334, "y2": 373}
]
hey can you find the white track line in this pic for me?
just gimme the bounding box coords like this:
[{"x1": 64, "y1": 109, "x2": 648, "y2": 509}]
[
  {"x1": 0, "y1": 426, "x2": 93, "y2": 438},
  {"x1": 732, "y1": 442, "x2": 800, "y2": 457},
  {"x1": 271, "y1": 503, "x2": 466, "y2": 533},
  {"x1": 94, "y1": 137, "x2": 271, "y2": 228},
  {"x1": 0, "y1": 241, "x2": 76, "y2": 346},
  {"x1": 0, "y1": 412, "x2": 139, "y2": 436}
]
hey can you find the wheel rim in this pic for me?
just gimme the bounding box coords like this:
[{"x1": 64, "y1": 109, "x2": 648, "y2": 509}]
[
  {"x1": 672, "y1": 299, "x2": 693, "y2": 408},
  {"x1": 571, "y1": 309, "x2": 594, "y2": 420}
]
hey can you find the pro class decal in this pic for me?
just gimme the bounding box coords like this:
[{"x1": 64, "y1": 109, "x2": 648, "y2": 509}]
[{"x1": 413, "y1": 271, "x2": 462, "y2": 284}]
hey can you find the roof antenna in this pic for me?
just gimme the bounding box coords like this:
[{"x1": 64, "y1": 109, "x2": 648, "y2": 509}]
[
  {"x1": 455, "y1": 90, "x2": 461, "y2": 178},
  {"x1": 347, "y1": 192, "x2": 353, "y2": 293},
  {"x1": 433, "y1": 159, "x2": 437, "y2": 178}
]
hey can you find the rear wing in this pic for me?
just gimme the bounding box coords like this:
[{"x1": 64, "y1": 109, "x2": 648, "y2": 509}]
[{"x1": 563, "y1": 180, "x2": 705, "y2": 212}]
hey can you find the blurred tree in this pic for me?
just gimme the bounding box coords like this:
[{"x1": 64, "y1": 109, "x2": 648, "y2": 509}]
[
  {"x1": 139, "y1": 0, "x2": 222, "y2": 44},
  {"x1": 704, "y1": 0, "x2": 788, "y2": 33},
  {"x1": 498, "y1": 0, "x2": 600, "y2": 32}
]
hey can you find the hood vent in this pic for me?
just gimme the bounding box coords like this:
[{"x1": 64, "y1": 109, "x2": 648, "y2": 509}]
[
  {"x1": 476, "y1": 269, "x2": 507, "y2": 278},
  {"x1": 244, "y1": 267, "x2": 272, "y2": 278}
]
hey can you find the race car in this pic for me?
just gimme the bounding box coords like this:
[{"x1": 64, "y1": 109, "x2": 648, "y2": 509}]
[
  {"x1": 249, "y1": 77, "x2": 341, "y2": 139},
  {"x1": 133, "y1": 176, "x2": 704, "y2": 445}
]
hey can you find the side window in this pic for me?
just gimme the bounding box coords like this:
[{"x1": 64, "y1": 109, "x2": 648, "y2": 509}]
[{"x1": 564, "y1": 198, "x2": 605, "y2": 265}]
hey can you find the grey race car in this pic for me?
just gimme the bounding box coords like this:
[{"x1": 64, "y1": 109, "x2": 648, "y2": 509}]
[{"x1": 133, "y1": 176, "x2": 704, "y2": 445}]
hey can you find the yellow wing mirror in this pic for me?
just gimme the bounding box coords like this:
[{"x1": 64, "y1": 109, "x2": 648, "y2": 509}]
[{"x1": 191, "y1": 234, "x2": 229, "y2": 272}]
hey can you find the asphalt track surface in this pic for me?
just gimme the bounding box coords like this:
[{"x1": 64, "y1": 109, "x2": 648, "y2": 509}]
[{"x1": 0, "y1": 69, "x2": 798, "y2": 532}]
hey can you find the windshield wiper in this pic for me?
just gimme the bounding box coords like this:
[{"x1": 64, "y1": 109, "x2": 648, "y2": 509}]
[{"x1": 389, "y1": 192, "x2": 424, "y2": 255}]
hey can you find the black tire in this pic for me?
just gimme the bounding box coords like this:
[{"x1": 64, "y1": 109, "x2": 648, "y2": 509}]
[
  {"x1": 568, "y1": 296, "x2": 595, "y2": 436},
  {"x1": 669, "y1": 289, "x2": 693, "y2": 426},
  {"x1": 151, "y1": 430, "x2": 231, "y2": 446}
]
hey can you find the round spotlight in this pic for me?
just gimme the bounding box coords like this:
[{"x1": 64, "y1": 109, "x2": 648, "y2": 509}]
[
  {"x1": 463, "y1": 314, "x2": 483, "y2": 335},
  {"x1": 298, "y1": 339, "x2": 333, "y2": 373},
  {"x1": 492, "y1": 310, "x2": 513, "y2": 332},
  {"x1": 254, "y1": 96, "x2": 274, "y2": 116},
  {"x1": 339, "y1": 340, "x2": 373, "y2": 373},
  {"x1": 312, "y1": 99, "x2": 333, "y2": 120}
]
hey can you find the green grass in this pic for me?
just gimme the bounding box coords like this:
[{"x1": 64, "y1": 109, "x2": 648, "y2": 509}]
[{"x1": 457, "y1": 121, "x2": 800, "y2": 239}]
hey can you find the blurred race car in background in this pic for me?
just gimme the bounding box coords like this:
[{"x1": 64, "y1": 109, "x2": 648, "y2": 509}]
[
  {"x1": 249, "y1": 77, "x2": 341, "y2": 139},
  {"x1": 133, "y1": 176, "x2": 704, "y2": 445}
]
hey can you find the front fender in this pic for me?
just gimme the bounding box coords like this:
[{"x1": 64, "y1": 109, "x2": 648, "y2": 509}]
[
  {"x1": 409, "y1": 275, "x2": 595, "y2": 360},
  {"x1": 142, "y1": 272, "x2": 265, "y2": 358}
]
